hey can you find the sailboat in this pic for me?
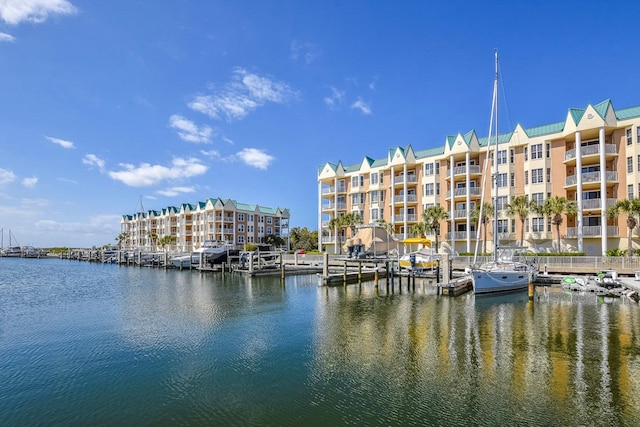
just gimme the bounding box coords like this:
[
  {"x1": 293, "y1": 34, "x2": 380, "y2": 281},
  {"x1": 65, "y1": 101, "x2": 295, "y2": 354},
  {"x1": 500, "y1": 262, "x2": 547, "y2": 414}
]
[{"x1": 470, "y1": 51, "x2": 538, "y2": 294}]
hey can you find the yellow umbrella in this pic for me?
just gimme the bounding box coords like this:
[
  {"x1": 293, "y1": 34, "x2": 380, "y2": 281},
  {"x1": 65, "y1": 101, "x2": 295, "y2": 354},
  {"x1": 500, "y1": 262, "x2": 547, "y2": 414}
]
[{"x1": 402, "y1": 237, "x2": 431, "y2": 247}]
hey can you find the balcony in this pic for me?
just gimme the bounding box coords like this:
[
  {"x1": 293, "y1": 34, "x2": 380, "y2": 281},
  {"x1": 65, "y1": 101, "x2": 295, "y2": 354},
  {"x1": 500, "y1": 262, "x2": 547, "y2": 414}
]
[
  {"x1": 564, "y1": 143, "x2": 617, "y2": 163},
  {"x1": 581, "y1": 198, "x2": 617, "y2": 210},
  {"x1": 453, "y1": 209, "x2": 468, "y2": 219},
  {"x1": 321, "y1": 185, "x2": 347, "y2": 194},
  {"x1": 445, "y1": 231, "x2": 477, "y2": 240},
  {"x1": 446, "y1": 187, "x2": 482, "y2": 199},
  {"x1": 565, "y1": 171, "x2": 618, "y2": 187},
  {"x1": 448, "y1": 165, "x2": 481, "y2": 178},
  {"x1": 321, "y1": 236, "x2": 335, "y2": 244},
  {"x1": 393, "y1": 214, "x2": 418, "y2": 222},
  {"x1": 393, "y1": 194, "x2": 418, "y2": 204},
  {"x1": 322, "y1": 202, "x2": 347, "y2": 211},
  {"x1": 565, "y1": 226, "x2": 619, "y2": 238},
  {"x1": 393, "y1": 174, "x2": 418, "y2": 186}
]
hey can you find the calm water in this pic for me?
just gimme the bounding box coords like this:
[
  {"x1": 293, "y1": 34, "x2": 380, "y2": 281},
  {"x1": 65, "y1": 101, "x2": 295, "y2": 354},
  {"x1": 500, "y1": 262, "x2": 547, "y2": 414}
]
[{"x1": 1, "y1": 258, "x2": 639, "y2": 426}]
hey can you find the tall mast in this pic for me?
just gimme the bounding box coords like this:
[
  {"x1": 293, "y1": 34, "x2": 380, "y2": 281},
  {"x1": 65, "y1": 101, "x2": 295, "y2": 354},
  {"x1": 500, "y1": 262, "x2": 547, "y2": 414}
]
[{"x1": 492, "y1": 49, "x2": 499, "y2": 263}]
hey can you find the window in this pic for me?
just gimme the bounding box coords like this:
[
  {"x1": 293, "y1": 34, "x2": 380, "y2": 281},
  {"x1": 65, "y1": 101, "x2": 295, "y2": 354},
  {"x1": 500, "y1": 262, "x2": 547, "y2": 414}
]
[
  {"x1": 248, "y1": 225, "x2": 254, "y2": 233},
  {"x1": 546, "y1": 168, "x2": 551, "y2": 183},
  {"x1": 238, "y1": 236, "x2": 245, "y2": 244},
  {"x1": 637, "y1": 126, "x2": 640, "y2": 144},
  {"x1": 267, "y1": 227, "x2": 272, "y2": 234},
  {"x1": 629, "y1": 185, "x2": 634, "y2": 200},
  {"x1": 638, "y1": 155, "x2": 640, "y2": 172},
  {"x1": 371, "y1": 172, "x2": 379, "y2": 185},
  {"x1": 259, "y1": 216, "x2": 264, "y2": 223},
  {"x1": 510, "y1": 173, "x2": 515, "y2": 187},
  {"x1": 531, "y1": 143, "x2": 543, "y2": 159},
  {"x1": 627, "y1": 128, "x2": 633, "y2": 145},
  {"x1": 524, "y1": 146, "x2": 528, "y2": 161},
  {"x1": 531, "y1": 168, "x2": 543, "y2": 184},
  {"x1": 258, "y1": 226, "x2": 264, "y2": 234},
  {"x1": 435, "y1": 163, "x2": 440, "y2": 174},
  {"x1": 496, "y1": 196, "x2": 508, "y2": 211},
  {"x1": 424, "y1": 163, "x2": 434, "y2": 176},
  {"x1": 371, "y1": 191, "x2": 379, "y2": 203},
  {"x1": 436, "y1": 183, "x2": 440, "y2": 195},
  {"x1": 249, "y1": 214, "x2": 254, "y2": 222},
  {"x1": 628, "y1": 157, "x2": 633, "y2": 173},
  {"x1": 238, "y1": 224, "x2": 245, "y2": 232},
  {"x1": 267, "y1": 217, "x2": 272, "y2": 224},
  {"x1": 238, "y1": 213, "x2": 245, "y2": 221},
  {"x1": 495, "y1": 173, "x2": 507, "y2": 187},
  {"x1": 532, "y1": 193, "x2": 544, "y2": 205},
  {"x1": 425, "y1": 183, "x2": 434, "y2": 196},
  {"x1": 524, "y1": 171, "x2": 529, "y2": 185},
  {"x1": 546, "y1": 143, "x2": 550, "y2": 158},
  {"x1": 497, "y1": 219, "x2": 509, "y2": 233},
  {"x1": 351, "y1": 176, "x2": 360, "y2": 188},
  {"x1": 497, "y1": 150, "x2": 507, "y2": 165},
  {"x1": 532, "y1": 217, "x2": 545, "y2": 232},
  {"x1": 510, "y1": 149, "x2": 514, "y2": 164}
]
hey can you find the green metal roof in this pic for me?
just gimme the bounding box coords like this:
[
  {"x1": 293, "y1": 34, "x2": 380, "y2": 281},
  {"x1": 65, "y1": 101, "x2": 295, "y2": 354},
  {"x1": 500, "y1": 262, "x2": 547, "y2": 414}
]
[
  {"x1": 593, "y1": 99, "x2": 612, "y2": 119},
  {"x1": 568, "y1": 108, "x2": 585, "y2": 125},
  {"x1": 616, "y1": 105, "x2": 640, "y2": 120},
  {"x1": 523, "y1": 121, "x2": 564, "y2": 137}
]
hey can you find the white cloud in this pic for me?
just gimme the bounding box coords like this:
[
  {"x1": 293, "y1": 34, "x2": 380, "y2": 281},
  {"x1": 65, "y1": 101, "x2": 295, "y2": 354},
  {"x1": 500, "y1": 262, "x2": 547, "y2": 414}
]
[
  {"x1": 22, "y1": 176, "x2": 38, "y2": 188},
  {"x1": 0, "y1": 32, "x2": 15, "y2": 42},
  {"x1": 34, "y1": 214, "x2": 120, "y2": 238},
  {"x1": 0, "y1": 168, "x2": 16, "y2": 185},
  {"x1": 168, "y1": 114, "x2": 213, "y2": 143},
  {"x1": 46, "y1": 136, "x2": 75, "y2": 149},
  {"x1": 0, "y1": 0, "x2": 77, "y2": 25},
  {"x1": 108, "y1": 157, "x2": 208, "y2": 187},
  {"x1": 83, "y1": 154, "x2": 106, "y2": 172},
  {"x1": 290, "y1": 40, "x2": 320, "y2": 65},
  {"x1": 324, "y1": 86, "x2": 345, "y2": 109},
  {"x1": 236, "y1": 148, "x2": 274, "y2": 170},
  {"x1": 351, "y1": 97, "x2": 372, "y2": 115},
  {"x1": 188, "y1": 68, "x2": 296, "y2": 122},
  {"x1": 156, "y1": 186, "x2": 196, "y2": 197},
  {"x1": 58, "y1": 177, "x2": 78, "y2": 184}
]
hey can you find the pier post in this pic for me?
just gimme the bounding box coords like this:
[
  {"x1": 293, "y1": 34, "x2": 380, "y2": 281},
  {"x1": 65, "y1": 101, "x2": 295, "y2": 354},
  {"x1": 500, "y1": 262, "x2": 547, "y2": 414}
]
[
  {"x1": 323, "y1": 252, "x2": 329, "y2": 278},
  {"x1": 280, "y1": 254, "x2": 285, "y2": 280},
  {"x1": 164, "y1": 252, "x2": 168, "y2": 270},
  {"x1": 343, "y1": 262, "x2": 347, "y2": 285},
  {"x1": 374, "y1": 268, "x2": 379, "y2": 286},
  {"x1": 528, "y1": 273, "x2": 534, "y2": 301},
  {"x1": 249, "y1": 252, "x2": 254, "y2": 274},
  {"x1": 442, "y1": 255, "x2": 451, "y2": 284},
  {"x1": 358, "y1": 263, "x2": 362, "y2": 282},
  {"x1": 199, "y1": 252, "x2": 204, "y2": 271}
]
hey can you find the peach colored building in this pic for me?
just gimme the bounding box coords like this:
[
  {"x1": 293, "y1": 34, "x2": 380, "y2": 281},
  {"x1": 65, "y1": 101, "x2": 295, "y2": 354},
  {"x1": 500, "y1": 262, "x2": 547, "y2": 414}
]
[
  {"x1": 318, "y1": 100, "x2": 640, "y2": 256},
  {"x1": 121, "y1": 198, "x2": 290, "y2": 252}
]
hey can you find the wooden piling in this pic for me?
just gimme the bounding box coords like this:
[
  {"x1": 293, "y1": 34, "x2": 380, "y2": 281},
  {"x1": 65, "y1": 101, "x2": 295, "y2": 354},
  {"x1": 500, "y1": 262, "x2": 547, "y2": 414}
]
[{"x1": 528, "y1": 273, "x2": 534, "y2": 301}]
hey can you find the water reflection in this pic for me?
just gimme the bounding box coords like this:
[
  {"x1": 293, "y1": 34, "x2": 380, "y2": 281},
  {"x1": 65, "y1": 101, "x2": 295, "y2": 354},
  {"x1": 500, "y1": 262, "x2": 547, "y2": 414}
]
[{"x1": 312, "y1": 283, "x2": 640, "y2": 425}]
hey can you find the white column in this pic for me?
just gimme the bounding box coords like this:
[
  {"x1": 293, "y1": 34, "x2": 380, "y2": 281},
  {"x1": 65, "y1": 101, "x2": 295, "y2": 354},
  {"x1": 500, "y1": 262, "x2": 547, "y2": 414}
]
[
  {"x1": 465, "y1": 151, "x2": 471, "y2": 253},
  {"x1": 575, "y1": 132, "x2": 583, "y2": 253},
  {"x1": 450, "y1": 154, "x2": 455, "y2": 253},
  {"x1": 599, "y1": 127, "x2": 607, "y2": 255}
]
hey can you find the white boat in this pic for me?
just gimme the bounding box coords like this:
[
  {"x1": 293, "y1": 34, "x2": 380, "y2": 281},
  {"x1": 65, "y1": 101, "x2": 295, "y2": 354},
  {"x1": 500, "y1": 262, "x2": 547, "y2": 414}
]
[
  {"x1": 470, "y1": 51, "x2": 538, "y2": 294},
  {"x1": 170, "y1": 240, "x2": 234, "y2": 268},
  {"x1": 1, "y1": 246, "x2": 22, "y2": 257},
  {"x1": 239, "y1": 251, "x2": 279, "y2": 269},
  {"x1": 399, "y1": 238, "x2": 438, "y2": 270}
]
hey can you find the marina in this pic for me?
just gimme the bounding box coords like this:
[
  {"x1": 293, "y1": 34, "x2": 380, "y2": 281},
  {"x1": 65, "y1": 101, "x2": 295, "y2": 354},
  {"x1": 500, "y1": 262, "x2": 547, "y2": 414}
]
[{"x1": 1, "y1": 257, "x2": 640, "y2": 425}]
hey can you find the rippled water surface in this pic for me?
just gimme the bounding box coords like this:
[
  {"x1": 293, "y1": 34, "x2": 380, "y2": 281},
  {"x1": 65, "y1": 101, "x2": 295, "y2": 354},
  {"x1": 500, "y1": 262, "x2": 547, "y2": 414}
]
[{"x1": 1, "y1": 258, "x2": 640, "y2": 426}]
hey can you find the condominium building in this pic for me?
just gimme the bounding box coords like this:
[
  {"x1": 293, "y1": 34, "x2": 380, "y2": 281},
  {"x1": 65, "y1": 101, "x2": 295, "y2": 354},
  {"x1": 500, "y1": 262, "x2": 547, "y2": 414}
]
[
  {"x1": 121, "y1": 198, "x2": 290, "y2": 252},
  {"x1": 318, "y1": 99, "x2": 640, "y2": 256}
]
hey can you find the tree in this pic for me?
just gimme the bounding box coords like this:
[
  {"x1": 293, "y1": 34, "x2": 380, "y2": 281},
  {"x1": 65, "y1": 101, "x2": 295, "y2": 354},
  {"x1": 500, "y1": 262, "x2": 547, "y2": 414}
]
[
  {"x1": 606, "y1": 198, "x2": 640, "y2": 257},
  {"x1": 289, "y1": 227, "x2": 318, "y2": 252},
  {"x1": 148, "y1": 231, "x2": 158, "y2": 251},
  {"x1": 264, "y1": 234, "x2": 286, "y2": 249},
  {"x1": 422, "y1": 205, "x2": 448, "y2": 253},
  {"x1": 328, "y1": 216, "x2": 346, "y2": 254},
  {"x1": 342, "y1": 212, "x2": 363, "y2": 236},
  {"x1": 535, "y1": 196, "x2": 577, "y2": 253},
  {"x1": 116, "y1": 232, "x2": 129, "y2": 250},
  {"x1": 471, "y1": 203, "x2": 494, "y2": 254},
  {"x1": 505, "y1": 195, "x2": 537, "y2": 247},
  {"x1": 158, "y1": 235, "x2": 176, "y2": 252},
  {"x1": 409, "y1": 222, "x2": 426, "y2": 238}
]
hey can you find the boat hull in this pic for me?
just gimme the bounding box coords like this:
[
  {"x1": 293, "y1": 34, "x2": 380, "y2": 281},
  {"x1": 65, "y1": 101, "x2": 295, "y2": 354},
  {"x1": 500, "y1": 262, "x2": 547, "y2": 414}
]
[{"x1": 472, "y1": 269, "x2": 536, "y2": 294}]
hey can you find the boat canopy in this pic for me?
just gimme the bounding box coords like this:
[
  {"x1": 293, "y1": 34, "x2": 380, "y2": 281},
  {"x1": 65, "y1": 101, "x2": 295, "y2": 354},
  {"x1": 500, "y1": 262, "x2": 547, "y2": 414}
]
[{"x1": 402, "y1": 237, "x2": 431, "y2": 247}]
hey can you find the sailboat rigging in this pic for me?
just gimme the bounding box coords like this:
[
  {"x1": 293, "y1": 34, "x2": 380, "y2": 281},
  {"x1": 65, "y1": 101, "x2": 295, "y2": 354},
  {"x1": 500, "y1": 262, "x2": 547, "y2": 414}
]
[{"x1": 470, "y1": 50, "x2": 538, "y2": 294}]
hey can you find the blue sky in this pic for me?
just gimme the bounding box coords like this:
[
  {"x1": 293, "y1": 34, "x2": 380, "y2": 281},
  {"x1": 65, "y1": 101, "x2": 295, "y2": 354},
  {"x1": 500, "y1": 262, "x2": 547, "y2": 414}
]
[{"x1": 1, "y1": 0, "x2": 639, "y2": 248}]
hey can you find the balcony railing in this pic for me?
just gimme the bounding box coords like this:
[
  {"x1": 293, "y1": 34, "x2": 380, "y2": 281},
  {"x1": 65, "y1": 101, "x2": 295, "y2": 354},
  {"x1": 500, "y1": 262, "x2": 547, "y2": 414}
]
[
  {"x1": 446, "y1": 187, "x2": 482, "y2": 198},
  {"x1": 393, "y1": 214, "x2": 418, "y2": 222},
  {"x1": 394, "y1": 174, "x2": 418, "y2": 184},
  {"x1": 451, "y1": 165, "x2": 481, "y2": 176},
  {"x1": 564, "y1": 143, "x2": 617, "y2": 161},
  {"x1": 393, "y1": 194, "x2": 418, "y2": 204},
  {"x1": 581, "y1": 198, "x2": 617, "y2": 210},
  {"x1": 565, "y1": 171, "x2": 618, "y2": 186},
  {"x1": 565, "y1": 226, "x2": 619, "y2": 238},
  {"x1": 454, "y1": 209, "x2": 468, "y2": 219},
  {"x1": 322, "y1": 202, "x2": 347, "y2": 210},
  {"x1": 445, "y1": 231, "x2": 476, "y2": 240}
]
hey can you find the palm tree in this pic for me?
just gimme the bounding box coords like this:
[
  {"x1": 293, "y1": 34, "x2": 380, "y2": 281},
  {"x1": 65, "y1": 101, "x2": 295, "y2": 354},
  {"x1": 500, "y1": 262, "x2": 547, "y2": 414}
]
[
  {"x1": 116, "y1": 232, "x2": 129, "y2": 250},
  {"x1": 328, "y1": 215, "x2": 346, "y2": 254},
  {"x1": 148, "y1": 231, "x2": 158, "y2": 251},
  {"x1": 158, "y1": 235, "x2": 176, "y2": 252},
  {"x1": 409, "y1": 222, "x2": 426, "y2": 238},
  {"x1": 422, "y1": 205, "x2": 448, "y2": 253},
  {"x1": 471, "y1": 203, "x2": 494, "y2": 254},
  {"x1": 607, "y1": 198, "x2": 640, "y2": 257},
  {"x1": 535, "y1": 196, "x2": 577, "y2": 253},
  {"x1": 342, "y1": 212, "x2": 363, "y2": 237},
  {"x1": 505, "y1": 195, "x2": 537, "y2": 247}
]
